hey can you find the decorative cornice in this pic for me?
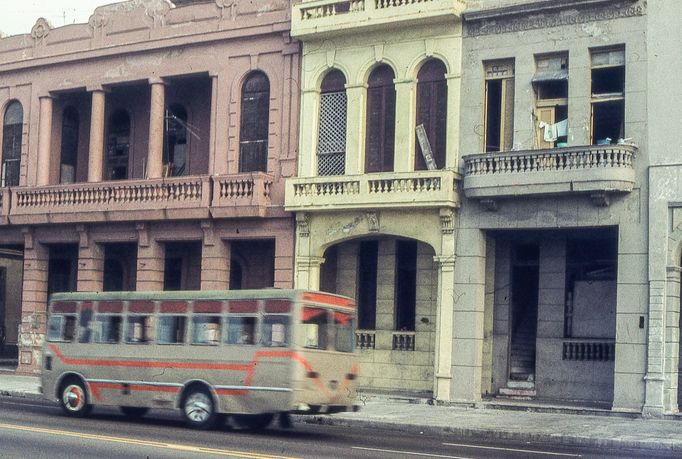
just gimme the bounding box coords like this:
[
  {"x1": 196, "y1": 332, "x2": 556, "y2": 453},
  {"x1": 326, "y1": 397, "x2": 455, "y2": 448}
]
[{"x1": 465, "y1": 0, "x2": 644, "y2": 37}]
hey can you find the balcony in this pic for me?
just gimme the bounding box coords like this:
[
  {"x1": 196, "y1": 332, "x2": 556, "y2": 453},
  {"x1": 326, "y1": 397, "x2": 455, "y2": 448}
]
[
  {"x1": 5, "y1": 173, "x2": 274, "y2": 225},
  {"x1": 285, "y1": 170, "x2": 460, "y2": 212},
  {"x1": 291, "y1": 0, "x2": 465, "y2": 39},
  {"x1": 462, "y1": 144, "x2": 637, "y2": 205}
]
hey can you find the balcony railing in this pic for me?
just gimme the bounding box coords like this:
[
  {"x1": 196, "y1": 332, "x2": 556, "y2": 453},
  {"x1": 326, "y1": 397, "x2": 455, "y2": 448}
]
[
  {"x1": 562, "y1": 339, "x2": 615, "y2": 362},
  {"x1": 292, "y1": 0, "x2": 465, "y2": 38},
  {"x1": 4, "y1": 173, "x2": 275, "y2": 225},
  {"x1": 285, "y1": 169, "x2": 460, "y2": 212},
  {"x1": 462, "y1": 144, "x2": 637, "y2": 202}
]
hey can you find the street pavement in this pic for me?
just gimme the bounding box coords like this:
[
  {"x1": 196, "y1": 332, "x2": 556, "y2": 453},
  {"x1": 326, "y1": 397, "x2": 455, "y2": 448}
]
[{"x1": 2, "y1": 372, "x2": 682, "y2": 454}]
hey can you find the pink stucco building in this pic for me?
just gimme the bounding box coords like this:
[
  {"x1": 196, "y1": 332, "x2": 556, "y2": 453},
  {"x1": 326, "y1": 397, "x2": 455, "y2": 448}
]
[{"x1": 0, "y1": 0, "x2": 299, "y2": 373}]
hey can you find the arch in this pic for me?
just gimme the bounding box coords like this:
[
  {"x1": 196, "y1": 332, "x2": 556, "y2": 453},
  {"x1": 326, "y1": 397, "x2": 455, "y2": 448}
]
[
  {"x1": 105, "y1": 109, "x2": 131, "y2": 180},
  {"x1": 365, "y1": 64, "x2": 396, "y2": 173},
  {"x1": 310, "y1": 64, "x2": 351, "y2": 92},
  {"x1": 238, "y1": 70, "x2": 270, "y2": 173},
  {"x1": 408, "y1": 52, "x2": 453, "y2": 80},
  {"x1": 164, "y1": 103, "x2": 189, "y2": 177},
  {"x1": 1, "y1": 100, "x2": 23, "y2": 187},
  {"x1": 60, "y1": 106, "x2": 80, "y2": 184},
  {"x1": 415, "y1": 58, "x2": 448, "y2": 171},
  {"x1": 356, "y1": 58, "x2": 400, "y2": 87}
]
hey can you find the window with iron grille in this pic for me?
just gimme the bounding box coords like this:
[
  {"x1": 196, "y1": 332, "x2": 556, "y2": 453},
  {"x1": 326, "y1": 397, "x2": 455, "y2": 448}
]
[
  {"x1": 239, "y1": 71, "x2": 270, "y2": 173},
  {"x1": 365, "y1": 65, "x2": 396, "y2": 173},
  {"x1": 415, "y1": 59, "x2": 447, "y2": 170},
  {"x1": 317, "y1": 70, "x2": 347, "y2": 176},
  {"x1": 2, "y1": 101, "x2": 22, "y2": 187}
]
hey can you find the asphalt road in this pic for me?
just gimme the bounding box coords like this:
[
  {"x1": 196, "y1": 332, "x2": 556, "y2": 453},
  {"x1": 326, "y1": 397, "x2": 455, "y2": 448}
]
[{"x1": 0, "y1": 396, "x2": 675, "y2": 459}]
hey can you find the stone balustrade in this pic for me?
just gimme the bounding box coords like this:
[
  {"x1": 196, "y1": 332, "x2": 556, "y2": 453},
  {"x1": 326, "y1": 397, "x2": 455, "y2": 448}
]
[
  {"x1": 4, "y1": 173, "x2": 274, "y2": 225},
  {"x1": 356, "y1": 330, "x2": 376, "y2": 350},
  {"x1": 392, "y1": 331, "x2": 416, "y2": 351},
  {"x1": 293, "y1": 0, "x2": 464, "y2": 38},
  {"x1": 462, "y1": 144, "x2": 637, "y2": 202},
  {"x1": 562, "y1": 339, "x2": 615, "y2": 362},
  {"x1": 285, "y1": 169, "x2": 460, "y2": 212}
]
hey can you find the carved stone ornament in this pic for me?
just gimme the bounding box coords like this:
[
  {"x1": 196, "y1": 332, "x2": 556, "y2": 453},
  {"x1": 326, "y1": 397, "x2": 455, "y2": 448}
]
[
  {"x1": 31, "y1": 18, "x2": 52, "y2": 43},
  {"x1": 366, "y1": 211, "x2": 379, "y2": 232},
  {"x1": 439, "y1": 208, "x2": 454, "y2": 234},
  {"x1": 296, "y1": 213, "x2": 310, "y2": 238},
  {"x1": 216, "y1": 0, "x2": 237, "y2": 21},
  {"x1": 145, "y1": 0, "x2": 172, "y2": 28},
  {"x1": 88, "y1": 13, "x2": 110, "y2": 30}
]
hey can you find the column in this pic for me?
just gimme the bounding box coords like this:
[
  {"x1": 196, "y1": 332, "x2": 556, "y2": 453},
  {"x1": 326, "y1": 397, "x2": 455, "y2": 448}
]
[
  {"x1": 36, "y1": 96, "x2": 53, "y2": 186},
  {"x1": 299, "y1": 88, "x2": 320, "y2": 177},
  {"x1": 201, "y1": 221, "x2": 230, "y2": 290},
  {"x1": 135, "y1": 224, "x2": 165, "y2": 291},
  {"x1": 433, "y1": 254, "x2": 455, "y2": 401},
  {"x1": 445, "y1": 73, "x2": 461, "y2": 169},
  {"x1": 393, "y1": 78, "x2": 417, "y2": 172},
  {"x1": 76, "y1": 226, "x2": 104, "y2": 292},
  {"x1": 147, "y1": 79, "x2": 165, "y2": 179},
  {"x1": 88, "y1": 89, "x2": 106, "y2": 182},
  {"x1": 344, "y1": 84, "x2": 366, "y2": 175},
  {"x1": 274, "y1": 235, "x2": 294, "y2": 289},
  {"x1": 663, "y1": 266, "x2": 681, "y2": 413},
  {"x1": 295, "y1": 256, "x2": 325, "y2": 290},
  {"x1": 208, "y1": 74, "x2": 221, "y2": 176},
  {"x1": 17, "y1": 229, "x2": 48, "y2": 374}
]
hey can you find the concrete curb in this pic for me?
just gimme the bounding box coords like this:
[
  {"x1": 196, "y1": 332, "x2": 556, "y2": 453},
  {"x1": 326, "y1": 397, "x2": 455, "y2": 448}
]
[
  {"x1": 296, "y1": 415, "x2": 682, "y2": 453},
  {"x1": 0, "y1": 390, "x2": 45, "y2": 402}
]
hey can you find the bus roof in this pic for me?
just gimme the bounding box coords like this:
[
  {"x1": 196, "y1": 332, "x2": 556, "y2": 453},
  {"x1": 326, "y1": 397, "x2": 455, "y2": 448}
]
[{"x1": 48, "y1": 289, "x2": 355, "y2": 306}]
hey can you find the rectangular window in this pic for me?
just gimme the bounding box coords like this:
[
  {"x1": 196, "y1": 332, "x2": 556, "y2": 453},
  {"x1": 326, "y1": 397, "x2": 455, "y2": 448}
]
[
  {"x1": 192, "y1": 316, "x2": 221, "y2": 345},
  {"x1": 394, "y1": 240, "x2": 417, "y2": 331},
  {"x1": 261, "y1": 315, "x2": 289, "y2": 347},
  {"x1": 302, "y1": 307, "x2": 329, "y2": 350},
  {"x1": 533, "y1": 53, "x2": 569, "y2": 148},
  {"x1": 47, "y1": 315, "x2": 77, "y2": 342},
  {"x1": 157, "y1": 315, "x2": 186, "y2": 344},
  {"x1": 92, "y1": 315, "x2": 122, "y2": 344},
  {"x1": 126, "y1": 315, "x2": 155, "y2": 344},
  {"x1": 484, "y1": 60, "x2": 515, "y2": 152},
  {"x1": 591, "y1": 47, "x2": 625, "y2": 145},
  {"x1": 225, "y1": 316, "x2": 256, "y2": 345},
  {"x1": 333, "y1": 310, "x2": 355, "y2": 353},
  {"x1": 357, "y1": 240, "x2": 378, "y2": 330}
]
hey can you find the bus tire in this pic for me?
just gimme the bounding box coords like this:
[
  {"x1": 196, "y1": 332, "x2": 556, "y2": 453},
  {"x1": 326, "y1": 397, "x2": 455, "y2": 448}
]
[
  {"x1": 182, "y1": 388, "x2": 216, "y2": 429},
  {"x1": 120, "y1": 406, "x2": 149, "y2": 418},
  {"x1": 59, "y1": 378, "x2": 92, "y2": 417},
  {"x1": 232, "y1": 413, "x2": 274, "y2": 431}
]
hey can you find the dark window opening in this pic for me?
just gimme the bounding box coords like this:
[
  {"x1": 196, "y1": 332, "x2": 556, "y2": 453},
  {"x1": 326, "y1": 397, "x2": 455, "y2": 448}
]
[
  {"x1": 592, "y1": 100, "x2": 625, "y2": 146},
  {"x1": 2, "y1": 101, "x2": 23, "y2": 187},
  {"x1": 230, "y1": 239, "x2": 275, "y2": 289},
  {"x1": 48, "y1": 245, "x2": 78, "y2": 296},
  {"x1": 485, "y1": 79, "x2": 502, "y2": 152},
  {"x1": 357, "y1": 240, "x2": 378, "y2": 330},
  {"x1": 60, "y1": 106, "x2": 79, "y2": 184},
  {"x1": 536, "y1": 80, "x2": 568, "y2": 100},
  {"x1": 591, "y1": 47, "x2": 625, "y2": 145},
  {"x1": 163, "y1": 241, "x2": 201, "y2": 291},
  {"x1": 239, "y1": 71, "x2": 270, "y2": 173},
  {"x1": 591, "y1": 66, "x2": 625, "y2": 96},
  {"x1": 319, "y1": 245, "x2": 338, "y2": 294},
  {"x1": 229, "y1": 260, "x2": 243, "y2": 290},
  {"x1": 365, "y1": 65, "x2": 396, "y2": 173},
  {"x1": 394, "y1": 240, "x2": 417, "y2": 331},
  {"x1": 163, "y1": 104, "x2": 188, "y2": 177},
  {"x1": 415, "y1": 59, "x2": 447, "y2": 171},
  {"x1": 103, "y1": 243, "x2": 137, "y2": 292},
  {"x1": 106, "y1": 109, "x2": 131, "y2": 180}
]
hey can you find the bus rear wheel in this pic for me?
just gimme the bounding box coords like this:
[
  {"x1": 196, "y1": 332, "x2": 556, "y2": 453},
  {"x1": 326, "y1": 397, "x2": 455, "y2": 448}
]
[
  {"x1": 59, "y1": 379, "x2": 91, "y2": 417},
  {"x1": 120, "y1": 406, "x2": 149, "y2": 418},
  {"x1": 232, "y1": 413, "x2": 274, "y2": 430},
  {"x1": 182, "y1": 388, "x2": 216, "y2": 429}
]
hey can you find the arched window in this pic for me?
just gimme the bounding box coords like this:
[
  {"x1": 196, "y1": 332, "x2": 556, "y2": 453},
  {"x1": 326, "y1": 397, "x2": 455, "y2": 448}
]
[
  {"x1": 106, "y1": 110, "x2": 130, "y2": 180},
  {"x1": 415, "y1": 59, "x2": 447, "y2": 170},
  {"x1": 239, "y1": 72, "x2": 270, "y2": 172},
  {"x1": 317, "y1": 70, "x2": 347, "y2": 176},
  {"x1": 2, "y1": 101, "x2": 23, "y2": 187},
  {"x1": 365, "y1": 65, "x2": 396, "y2": 173},
  {"x1": 164, "y1": 104, "x2": 188, "y2": 177},
  {"x1": 60, "y1": 106, "x2": 80, "y2": 184}
]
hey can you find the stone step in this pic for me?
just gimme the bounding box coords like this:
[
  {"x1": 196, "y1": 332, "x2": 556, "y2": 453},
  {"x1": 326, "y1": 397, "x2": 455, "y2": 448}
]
[{"x1": 499, "y1": 387, "x2": 537, "y2": 398}]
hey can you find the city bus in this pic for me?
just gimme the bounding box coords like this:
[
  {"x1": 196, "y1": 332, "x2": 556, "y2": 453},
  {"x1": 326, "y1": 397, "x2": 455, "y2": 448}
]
[{"x1": 41, "y1": 289, "x2": 359, "y2": 429}]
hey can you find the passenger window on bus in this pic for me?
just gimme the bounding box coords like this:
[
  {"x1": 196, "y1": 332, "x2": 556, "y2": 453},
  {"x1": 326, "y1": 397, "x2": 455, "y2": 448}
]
[
  {"x1": 78, "y1": 309, "x2": 93, "y2": 343},
  {"x1": 302, "y1": 307, "x2": 328, "y2": 350},
  {"x1": 158, "y1": 315, "x2": 187, "y2": 344},
  {"x1": 262, "y1": 315, "x2": 289, "y2": 347},
  {"x1": 192, "y1": 316, "x2": 221, "y2": 345},
  {"x1": 225, "y1": 317, "x2": 256, "y2": 345},
  {"x1": 126, "y1": 315, "x2": 155, "y2": 344},
  {"x1": 93, "y1": 315, "x2": 122, "y2": 344},
  {"x1": 334, "y1": 311, "x2": 355, "y2": 353},
  {"x1": 47, "y1": 315, "x2": 77, "y2": 342}
]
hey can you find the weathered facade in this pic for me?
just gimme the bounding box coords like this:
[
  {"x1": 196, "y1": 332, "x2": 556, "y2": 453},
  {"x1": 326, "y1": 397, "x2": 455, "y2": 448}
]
[
  {"x1": 0, "y1": 0, "x2": 299, "y2": 372},
  {"x1": 286, "y1": 0, "x2": 464, "y2": 397},
  {"x1": 457, "y1": 0, "x2": 648, "y2": 410}
]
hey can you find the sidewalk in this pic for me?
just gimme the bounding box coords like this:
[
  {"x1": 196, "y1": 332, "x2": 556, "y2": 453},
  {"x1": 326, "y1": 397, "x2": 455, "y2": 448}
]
[{"x1": 2, "y1": 373, "x2": 682, "y2": 453}]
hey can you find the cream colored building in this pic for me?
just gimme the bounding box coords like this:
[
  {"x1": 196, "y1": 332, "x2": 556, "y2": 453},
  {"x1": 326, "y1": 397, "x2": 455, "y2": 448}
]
[{"x1": 286, "y1": 1, "x2": 464, "y2": 399}]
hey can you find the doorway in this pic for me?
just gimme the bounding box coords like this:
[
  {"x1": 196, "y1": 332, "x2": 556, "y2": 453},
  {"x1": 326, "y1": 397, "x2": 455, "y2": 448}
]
[{"x1": 509, "y1": 243, "x2": 539, "y2": 383}]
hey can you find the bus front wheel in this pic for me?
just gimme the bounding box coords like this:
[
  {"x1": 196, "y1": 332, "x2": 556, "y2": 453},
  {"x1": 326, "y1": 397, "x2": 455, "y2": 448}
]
[
  {"x1": 59, "y1": 379, "x2": 92, "y2": 417},
  {"x1": 182, "y1": 388, "x2": 216, "y2": 429}
]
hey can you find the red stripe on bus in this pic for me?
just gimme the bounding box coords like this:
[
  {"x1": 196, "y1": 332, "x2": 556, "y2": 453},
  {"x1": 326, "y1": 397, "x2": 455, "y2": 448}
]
[
  {"x1": 215, "y1": 389, "x2": 248, "y2": 396},
  {"x1": 301, "y1": 292, "x2": 355, "y2": 309}
]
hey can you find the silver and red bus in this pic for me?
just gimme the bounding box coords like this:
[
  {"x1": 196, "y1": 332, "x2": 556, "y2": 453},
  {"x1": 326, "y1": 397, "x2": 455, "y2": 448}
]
[{"x1": 42, "y1": 289, "x2": 359, "y2": 429}]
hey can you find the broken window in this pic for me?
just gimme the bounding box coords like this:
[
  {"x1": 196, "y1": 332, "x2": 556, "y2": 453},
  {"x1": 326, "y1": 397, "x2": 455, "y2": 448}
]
[
  {"x1": 484, "y1": 60, "x2": 514, "y2": 152},
  {"x1": 415, "y1": 59, "x2": 447, "y2": 170},
  {"x1": 60, "y1": 106, "x2": 79, "y2": 184},
  {"x1": 534, "y1": 53, "x2": 568, "y2": 149},
  {"x1": 105, "y1": 109, "x2": 130, "y2": 180},
  {"x1": 317, "y1": 70, "x2": 347, "y2": 176},
  {"x1": 239, "y1": 71, "x2": 270, "y2": 173},
  {"x1": 2, "y1": 101, "x2": 22, "y2": 187},
  {"x1": 365, "y1": 65, "x2": 396, "y2": 173},
  {"x1": 591, "y1": 47, "x2": 625, "y2": 145},
  {"x1": 163, "y1": 103, "x2": 188, "y2": 177}
]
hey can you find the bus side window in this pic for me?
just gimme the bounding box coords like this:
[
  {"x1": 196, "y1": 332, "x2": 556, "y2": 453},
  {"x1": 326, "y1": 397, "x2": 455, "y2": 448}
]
[
  {"x1": 47, "y1": 315, "x2": 74, "y2": 342},
  {"x1": 93, "y1": 315, "x2": 122, "y2": 344},
  {"x1": 158, "y1": 316, "x2": 186, "y2": 344},
  {"x1": 192, "y1": 316, "x2": 221, "y2": 345},
  {"x1": 302, "y1": 307, "x2": 328, "y2": 350},
  {"x1": 225, "y1": 316, "x2": 255, "y2": 345},
  {"x1": 126, "y1": 315, "x2": 154, "y2": 344},
  {"x1": 262, "y1": 315, "x2": 289, "y2": 347},
  {"x1": 334, "y1": 311, "x2": 355, "y2": 353},
  {"x1": 79, "y1": 309, "x2": 93, "y2": 343}
]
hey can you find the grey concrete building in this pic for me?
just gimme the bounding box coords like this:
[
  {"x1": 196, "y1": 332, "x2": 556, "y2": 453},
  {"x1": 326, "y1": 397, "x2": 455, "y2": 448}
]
[{"x1": 454, "y1": 0, "x2": 650, "y2": 412}]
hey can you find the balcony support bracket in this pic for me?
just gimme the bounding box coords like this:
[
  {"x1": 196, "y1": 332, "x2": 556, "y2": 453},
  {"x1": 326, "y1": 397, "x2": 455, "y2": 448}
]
[{"x1": 589, "y1": 192, "x2": 610, "y2": 207}]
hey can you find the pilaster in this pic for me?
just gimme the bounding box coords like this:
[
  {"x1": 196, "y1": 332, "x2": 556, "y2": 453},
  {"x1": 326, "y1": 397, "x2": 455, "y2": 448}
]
[
  {"x1": 135, "y1": 223, "x2": 165, "y2": 291},
  {"x1": 200, "y1": 221, "x2": 230, "y2": 290}
]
